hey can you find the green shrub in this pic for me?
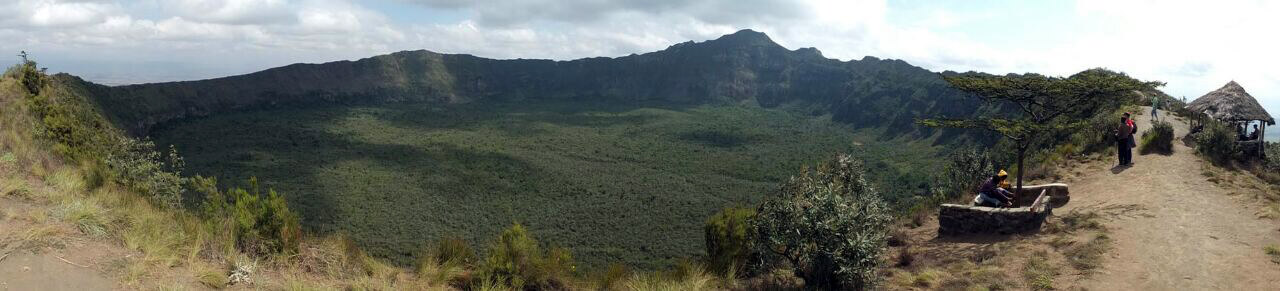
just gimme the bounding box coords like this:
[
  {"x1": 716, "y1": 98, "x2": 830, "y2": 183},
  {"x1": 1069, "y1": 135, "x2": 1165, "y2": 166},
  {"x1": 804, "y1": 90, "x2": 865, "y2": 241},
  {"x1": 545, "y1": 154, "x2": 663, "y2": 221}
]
[
  {"x1": 202, "y1": 177, "x2": 301, "y2": 256},
  {"x1": 940, "y1": 148, "x2": 994, "y2": 199},
  {"x1": 751, "y1": 153, "x2": 892, "y2": 290},
  {"x1": 13, "y1": 52, "x2": 47, "y2": 96},
  {"x1": 1193, "y1": 119, "x2": 1238, "y2": 164},
  {"x1": 1264, "y1": 142, "x2": 1280, "y2": 172},
  {"x1": 1139, "y1": 121, "x2": 1174, "y2": 154},
  {"x1": 704, "y1": 206, "x2": 755, "y2": 277},
  {"x1": 476, "y1": 223, "x2": 575, "y2": 290}
]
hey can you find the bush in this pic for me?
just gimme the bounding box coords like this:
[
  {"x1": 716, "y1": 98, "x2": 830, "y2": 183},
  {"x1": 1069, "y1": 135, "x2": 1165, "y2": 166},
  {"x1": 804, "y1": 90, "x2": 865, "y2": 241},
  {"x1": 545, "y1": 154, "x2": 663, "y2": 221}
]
[
  {"x1": 751, "y1": 153, "x2": 892, "y2": 290},
  {"x1": 1263, "y1": 142, "x2": 1280, "y2": 170},
  {"x1": 12, "y1": 52, "x2": 47, "y2": 96},
  {"x1": 1139, "y1": 121, "x2": 1174, "y2": 154},
  {"x1": 704, "y1": 206, "x2": 755, "y2": 277},
  {"x1": 476, "y1": 223, "x2": 575, "y2": 290},
  {"x1": 1193, "y1": 119, "x2": 1238, "y2": 164},
  {"x1": 202, "y1": 177, "x2": 302, "y2": 255},
  {"x1": 940, "y1": 148, "x2": 995, "y2": 199},
  {"x1": 106, "y1": 139, "x2": 186, "y2": 208}
]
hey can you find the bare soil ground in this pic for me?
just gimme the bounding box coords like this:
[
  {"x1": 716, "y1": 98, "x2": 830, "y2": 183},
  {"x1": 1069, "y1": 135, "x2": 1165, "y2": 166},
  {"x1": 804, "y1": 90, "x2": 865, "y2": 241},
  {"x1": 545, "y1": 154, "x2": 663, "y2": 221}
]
[
  {"x1": 0, "y1": 196, "x2": 119, "y2": 291},
  {"x1": 885, "y1": 108, "x2": 1280, "y2": 290},
  {"x1": 1062, "y1": 108, "x2": 1280, "y2": 290}
]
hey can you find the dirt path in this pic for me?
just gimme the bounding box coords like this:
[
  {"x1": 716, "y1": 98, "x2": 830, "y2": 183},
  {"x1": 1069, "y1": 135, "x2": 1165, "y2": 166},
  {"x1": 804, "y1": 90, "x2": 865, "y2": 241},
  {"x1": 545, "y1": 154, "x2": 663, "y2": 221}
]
[
  {"x1": 0, "y1": 197, "x2": 120, "y2": 291},
  {"x1": 1060, "y1": 107, "x2": 1280, "y2": 290}
]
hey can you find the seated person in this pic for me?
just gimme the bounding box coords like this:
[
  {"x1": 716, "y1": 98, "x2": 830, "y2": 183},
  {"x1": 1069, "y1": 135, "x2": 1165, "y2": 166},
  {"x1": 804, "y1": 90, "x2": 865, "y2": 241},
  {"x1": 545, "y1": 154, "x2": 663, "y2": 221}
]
[
  {"x1": 973, "y1": 170, "x2": 1015, "y2": 207},
  {"x1": 1249, "y1": 124, "x2": 1260, "y2": 141}
]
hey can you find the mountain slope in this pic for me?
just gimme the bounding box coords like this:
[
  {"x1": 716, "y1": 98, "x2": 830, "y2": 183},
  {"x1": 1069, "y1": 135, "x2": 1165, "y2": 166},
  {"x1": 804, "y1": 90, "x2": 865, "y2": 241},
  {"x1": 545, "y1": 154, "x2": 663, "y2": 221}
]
[
  {"x1": 66, "y1": 30, "x2": 994, "y2": 142},
  {"x1": 51, "y1": 30, "x2": 1009, "y2": 268}
]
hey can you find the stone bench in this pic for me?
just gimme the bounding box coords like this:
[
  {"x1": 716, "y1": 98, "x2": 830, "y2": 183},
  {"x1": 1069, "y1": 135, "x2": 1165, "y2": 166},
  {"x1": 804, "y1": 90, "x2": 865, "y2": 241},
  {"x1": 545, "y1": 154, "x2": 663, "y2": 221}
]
[{"x1": 938, "y1": 184, "x2": 1063, "y2": 236}]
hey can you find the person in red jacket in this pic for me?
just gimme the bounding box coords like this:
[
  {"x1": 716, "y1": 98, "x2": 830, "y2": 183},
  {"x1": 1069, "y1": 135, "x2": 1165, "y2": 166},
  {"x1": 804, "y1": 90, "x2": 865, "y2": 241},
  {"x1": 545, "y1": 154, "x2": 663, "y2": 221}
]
[{"x1": 1115, "y1": 113, "x2": 1135, "y2": 166}]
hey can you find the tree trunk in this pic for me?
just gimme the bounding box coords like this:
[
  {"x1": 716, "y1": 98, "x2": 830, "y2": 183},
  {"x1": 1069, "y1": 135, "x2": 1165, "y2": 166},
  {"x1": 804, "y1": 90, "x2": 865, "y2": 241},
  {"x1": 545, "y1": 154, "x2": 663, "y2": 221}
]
[{"x1": 1016, "y1": 146, "x2": 1026, "y2": 194}]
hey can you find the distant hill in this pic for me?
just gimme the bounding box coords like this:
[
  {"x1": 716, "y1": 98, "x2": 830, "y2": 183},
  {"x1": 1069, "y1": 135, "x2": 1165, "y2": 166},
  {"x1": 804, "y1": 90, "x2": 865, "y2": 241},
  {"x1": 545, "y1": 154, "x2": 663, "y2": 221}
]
[{"x1": 63, "y1": 29, "x2": 996, "y2": 144}]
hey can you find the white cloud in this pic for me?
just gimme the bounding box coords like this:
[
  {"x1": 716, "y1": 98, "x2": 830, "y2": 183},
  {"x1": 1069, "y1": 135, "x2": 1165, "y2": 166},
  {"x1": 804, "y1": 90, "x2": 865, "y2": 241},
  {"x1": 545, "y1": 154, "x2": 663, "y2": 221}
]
[
  {"x1": 0, "y1": 0, "x2": 1276, "y2": 113},
  {"x1": 21, "y1": 0, "x2": 119, "y2": 27},
  {"x1": 165, "y1": 0, "x2": 292, "y2": 25}
]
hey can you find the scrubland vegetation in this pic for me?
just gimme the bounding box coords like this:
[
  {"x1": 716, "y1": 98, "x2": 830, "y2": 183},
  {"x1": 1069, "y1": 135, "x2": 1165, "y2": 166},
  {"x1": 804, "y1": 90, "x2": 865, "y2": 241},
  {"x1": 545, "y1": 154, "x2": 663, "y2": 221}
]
[
  {"x1": 13, "y1": 48, "x2": 1260, "y2": 290},
  {"x1": 0, "y1": 57, "x2": 927, "y2": 289},
  {"x1": 150, "y1": 98, "x2": 952, "y2": 268}
]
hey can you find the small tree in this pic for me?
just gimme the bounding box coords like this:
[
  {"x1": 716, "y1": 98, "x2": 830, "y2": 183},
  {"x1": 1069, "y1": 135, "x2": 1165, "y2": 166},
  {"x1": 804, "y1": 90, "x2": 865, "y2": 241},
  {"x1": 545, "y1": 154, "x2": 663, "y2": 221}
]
[
  {"x1": 751, "y1": 154, "x2": 891, "y2": 289},
  {"x1": 919, "y1": 69, "x2": 1160, "y2": 192}
]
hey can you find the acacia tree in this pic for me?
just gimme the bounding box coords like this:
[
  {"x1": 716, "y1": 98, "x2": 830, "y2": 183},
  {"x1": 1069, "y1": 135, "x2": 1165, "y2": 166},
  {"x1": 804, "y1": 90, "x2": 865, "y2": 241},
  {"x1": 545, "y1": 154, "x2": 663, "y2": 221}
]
[{"x1": 918, "y1": 68, "x2": 1161, "y2": 192}]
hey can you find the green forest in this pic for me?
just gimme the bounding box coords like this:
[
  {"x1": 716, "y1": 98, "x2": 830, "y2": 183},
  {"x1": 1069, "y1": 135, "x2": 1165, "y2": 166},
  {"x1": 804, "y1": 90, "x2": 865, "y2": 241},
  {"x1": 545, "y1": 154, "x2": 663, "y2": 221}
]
[{"x1": 151, "y1": 101, "x2": 951, "y2": 268}]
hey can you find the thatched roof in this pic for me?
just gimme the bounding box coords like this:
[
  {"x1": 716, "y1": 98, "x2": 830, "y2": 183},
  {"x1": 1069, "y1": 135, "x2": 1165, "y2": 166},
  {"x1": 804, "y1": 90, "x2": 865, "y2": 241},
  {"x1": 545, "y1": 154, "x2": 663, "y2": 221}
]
[{"x1": 1186, "y1": 81, "x2": 1274, "y2": 125}]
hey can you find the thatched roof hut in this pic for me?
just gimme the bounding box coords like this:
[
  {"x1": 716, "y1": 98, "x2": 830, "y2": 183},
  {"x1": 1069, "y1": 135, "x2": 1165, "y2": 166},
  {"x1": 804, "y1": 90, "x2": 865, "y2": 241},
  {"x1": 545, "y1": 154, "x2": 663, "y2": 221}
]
[{"x1": 1187, "y1": 81, "x2": 1275, "y2": 125}]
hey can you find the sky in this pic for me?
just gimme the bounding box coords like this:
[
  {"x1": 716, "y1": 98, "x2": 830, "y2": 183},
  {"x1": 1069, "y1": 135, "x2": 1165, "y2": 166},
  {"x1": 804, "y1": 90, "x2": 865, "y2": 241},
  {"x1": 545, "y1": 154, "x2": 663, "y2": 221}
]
[{"x1": 2, "y1": 0, "x2": 1279, "y2": 116}]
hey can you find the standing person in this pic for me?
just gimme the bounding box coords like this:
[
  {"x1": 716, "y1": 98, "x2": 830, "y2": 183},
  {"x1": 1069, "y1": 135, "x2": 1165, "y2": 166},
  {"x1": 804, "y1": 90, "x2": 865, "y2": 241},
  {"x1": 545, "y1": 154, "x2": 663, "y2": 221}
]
[
  {"x1": 1115, "y1": 113, "x2": 1134, "y2": 166},
  {"x1": 1150, "y1": 94, "x2": 1160, "y2": 122}
]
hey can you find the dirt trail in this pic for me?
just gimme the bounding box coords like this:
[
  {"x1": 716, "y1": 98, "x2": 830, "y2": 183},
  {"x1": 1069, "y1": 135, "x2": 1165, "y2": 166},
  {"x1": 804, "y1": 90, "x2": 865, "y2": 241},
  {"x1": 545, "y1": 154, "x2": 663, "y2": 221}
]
[
  {"x1": 0, "y1": 197, "x2": 118, "y2": 291},
  {"x1": 1060, "y1": 107, "x2": 1280, "y2": 290}
]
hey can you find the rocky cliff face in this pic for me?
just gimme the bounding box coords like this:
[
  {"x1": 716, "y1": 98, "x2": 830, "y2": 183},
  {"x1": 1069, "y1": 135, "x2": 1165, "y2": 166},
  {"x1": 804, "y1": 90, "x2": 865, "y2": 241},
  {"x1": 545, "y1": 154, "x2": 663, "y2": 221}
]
[{"x1": 66, "y1": 29, "x2": 993, "y2": 139}]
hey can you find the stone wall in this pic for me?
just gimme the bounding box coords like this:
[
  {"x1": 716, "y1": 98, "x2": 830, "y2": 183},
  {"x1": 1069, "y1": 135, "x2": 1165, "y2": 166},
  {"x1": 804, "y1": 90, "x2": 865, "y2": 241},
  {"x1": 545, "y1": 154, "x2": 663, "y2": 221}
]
[
  {"x1": 1012, "y1": 183, "x2": 1069, "y2": 207},
  {"x1": 939, "y1": 190, "x2": 1055, "y2": 236}
]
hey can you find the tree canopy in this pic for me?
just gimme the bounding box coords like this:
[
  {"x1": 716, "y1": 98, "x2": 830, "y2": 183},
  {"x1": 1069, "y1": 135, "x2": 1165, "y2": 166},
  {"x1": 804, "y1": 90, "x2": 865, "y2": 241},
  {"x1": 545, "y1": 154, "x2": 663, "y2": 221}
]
[{"x1": 919, "y1": 68, "x2": 1162, "y2": 191}]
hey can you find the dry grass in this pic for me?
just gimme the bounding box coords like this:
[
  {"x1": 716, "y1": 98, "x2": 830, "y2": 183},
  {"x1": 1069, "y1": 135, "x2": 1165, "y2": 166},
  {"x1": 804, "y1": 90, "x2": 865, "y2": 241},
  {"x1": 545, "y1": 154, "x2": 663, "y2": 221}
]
[
  {"x1": 54, "y1": 198, "x2": 108, "y2": 237},
  {"x1": 1064, "y1": 233, "x2": 1111, "y2": 272},
  {"x1": 1044, "y1": 210, "x2": 1106, "y2": 234},
  {"x1": 885, "y1": 260, "x2": 1014, "y2": 291},
  {"x1": 1021, "y1": 250, "x2": 1059, "y2": 291},
  {"x1": 194, "y1": 265, "x2": 228, "y2": 289},
  {"x1": 1265, "y1": 245, "x2": 1280, "y2": 264},
  {"x1": 0, "y1": 176, "x2": 31, "y2": 198},
  {"x1": 621, "y1": 266, "x2": 717, "y2": 291}
]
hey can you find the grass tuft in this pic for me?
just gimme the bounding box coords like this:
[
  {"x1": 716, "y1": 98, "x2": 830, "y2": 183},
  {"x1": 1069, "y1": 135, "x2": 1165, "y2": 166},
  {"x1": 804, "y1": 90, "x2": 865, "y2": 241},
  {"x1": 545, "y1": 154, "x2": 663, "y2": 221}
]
[
  {"x1": 196, "y1": 267, "x2": 228, "y2": 289},
  {"x1": 908, "y1": 269, "x2": 946, "y2": 288},
  {"x1": 1022, "y1": 251, "x2": 1058, "y2": 291},
  {"x1": 1045, "y1": 210, "x2": 1105, "y2": 233},
  {"x1": 1265, "y1": 245, "x2": 1280, "y2": 264},
  {"x1": 622, "y1": 265, "x2": 716, "y2": 291},
  {"x1": 54, "y1": 198, "x2": 108, "y2": 237},
  {"x1": 0, "y1": 176, "x2": 31, "y2": 198},
  {"x1": 1065, "y1": 233, "x2": 1111, "y2": 272},
  {"x1": 45, "y1": 167, "x2": 85, "y2": 196}
]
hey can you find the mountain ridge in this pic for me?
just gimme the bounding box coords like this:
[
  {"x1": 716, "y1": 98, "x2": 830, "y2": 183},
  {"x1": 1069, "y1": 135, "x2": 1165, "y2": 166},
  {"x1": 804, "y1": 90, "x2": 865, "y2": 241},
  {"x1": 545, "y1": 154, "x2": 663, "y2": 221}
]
[{"x1": 61, "y1": 29, "x2": 992, "y2": 144}]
